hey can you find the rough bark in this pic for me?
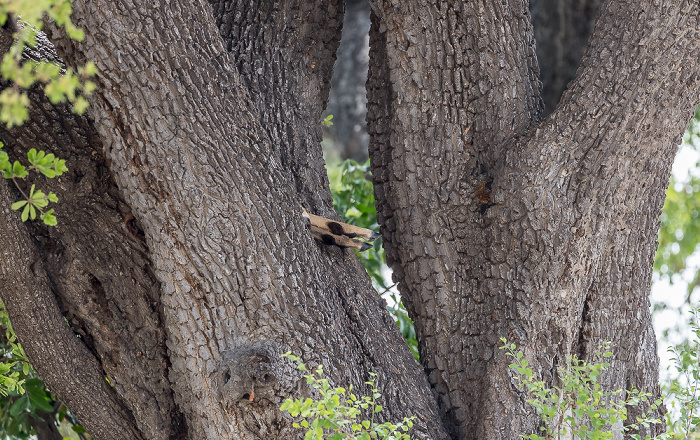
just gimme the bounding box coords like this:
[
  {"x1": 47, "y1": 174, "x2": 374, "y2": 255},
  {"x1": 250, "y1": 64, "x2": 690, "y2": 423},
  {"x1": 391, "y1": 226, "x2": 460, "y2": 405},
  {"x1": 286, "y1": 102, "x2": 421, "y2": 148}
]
[
  {"x1": 0, "y1": 180, "x2": 144, "y2": 440},
  {"x1": 368, "y1": 0, "x2": 699, "y2": 439},
  {"x1": 320, "y1": 0, "x2": 602, "y2": 158},
  {"x1": 40, "y1": 1, "x2": 448, "y2": 439},
  {"x1": 0, "y1": 24, "x2": 187, "y2": 439}
]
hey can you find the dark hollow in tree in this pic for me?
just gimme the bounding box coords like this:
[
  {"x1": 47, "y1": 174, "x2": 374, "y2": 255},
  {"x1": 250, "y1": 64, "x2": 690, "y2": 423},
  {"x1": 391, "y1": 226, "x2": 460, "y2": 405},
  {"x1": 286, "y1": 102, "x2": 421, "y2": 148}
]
[{"x1": 0, "y1": 1, "x2": 698, "y2": 439}]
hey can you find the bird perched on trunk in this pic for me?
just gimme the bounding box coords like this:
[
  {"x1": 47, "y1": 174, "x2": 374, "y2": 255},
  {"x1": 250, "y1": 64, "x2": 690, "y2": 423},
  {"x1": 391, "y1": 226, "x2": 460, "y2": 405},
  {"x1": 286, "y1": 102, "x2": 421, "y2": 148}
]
[{"x1": 302, "y1": 207, "x2": 380, "y2": 251}]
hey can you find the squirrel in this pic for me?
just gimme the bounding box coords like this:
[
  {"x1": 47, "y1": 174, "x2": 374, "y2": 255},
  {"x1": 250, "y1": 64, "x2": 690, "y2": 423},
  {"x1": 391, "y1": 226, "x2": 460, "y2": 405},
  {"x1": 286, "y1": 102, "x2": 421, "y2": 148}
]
[{"x1": 302, "y1": 207, "x2": 379, "y2": 252}]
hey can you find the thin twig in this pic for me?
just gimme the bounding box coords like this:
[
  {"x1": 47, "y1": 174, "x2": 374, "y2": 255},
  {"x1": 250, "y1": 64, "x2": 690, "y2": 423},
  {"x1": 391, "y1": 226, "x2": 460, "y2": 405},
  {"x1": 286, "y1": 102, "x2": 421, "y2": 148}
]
[{"x1": 377, "y1": 282, "x2": 398, "y2": 297}]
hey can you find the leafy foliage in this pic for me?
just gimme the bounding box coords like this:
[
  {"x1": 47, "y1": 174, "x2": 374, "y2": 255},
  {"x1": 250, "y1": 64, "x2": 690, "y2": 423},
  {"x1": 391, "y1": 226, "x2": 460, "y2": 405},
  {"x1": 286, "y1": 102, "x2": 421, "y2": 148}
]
[
  {"x1": 0, "y1": 300, "x2": 89, "y2": 439},
  {"x1": 0, "y1": 0, "x2": 96, "y2": 128},
  {"x1": 328, "y1": 160, "x2": 384, "y2": 288},
  {"x1": 0, "y1": 143, "x2": 65, "y2": 226},
  {"x1": 662, "y1": 308, "x2": 700, "y2": 439},
  {"x1": 655, "y1": 175, "x2": 700, "y2": 291},
  {"x1": 0, "y1": 300, "x2": 28, "y2": 398},
  {"x1": 322, "y1": 114, "x2": 334, "y2": 128},
  {"x1": 655, "y1": 106, "x2": 700, "y2": 295},
  {"x1": 501, "y1": 339, "x2": 664, "y2": 440},
  {"x1": 280, "y1": 352, "x2": 415, "y2": 440},
  {"x1": 327, "y1": 159, "x2": 419, "y2": 359}
]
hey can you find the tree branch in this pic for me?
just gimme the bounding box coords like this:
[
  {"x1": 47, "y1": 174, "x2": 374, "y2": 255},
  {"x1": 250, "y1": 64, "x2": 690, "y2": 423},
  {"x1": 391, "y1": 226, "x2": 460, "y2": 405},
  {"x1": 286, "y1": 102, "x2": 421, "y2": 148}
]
[
  {"x1": 0, "y1": 179, "x2": 144, "y2": 440},
  {"x1": 0, "y1": 24, "x2": 185, "y2": 440}
]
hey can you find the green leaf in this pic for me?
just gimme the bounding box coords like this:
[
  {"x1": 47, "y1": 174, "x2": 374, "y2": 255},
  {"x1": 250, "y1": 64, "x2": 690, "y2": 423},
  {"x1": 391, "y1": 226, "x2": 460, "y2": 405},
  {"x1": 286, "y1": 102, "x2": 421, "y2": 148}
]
[
  {"x1": 9, "y1": 395, "x2": 28, "y2": 417},
  {"x1": 26, "y1": 384, "x2": 54, "y2": 413},
  {"x1": 44, "y1": 80, "x2": 67, "y2": 104},
  {"x1": 0, "y1": 89, "x2": 30, "y2": 127},
  {"x1": 54, "y1": 159, "x2": 68, "y2": 175},
  {"x1": 83, "y1": 80, "x2": 96, "y2": 94},
  {"x1": 12, "y1": 160, "x2": 27, "y2": 178},
  {"x1": 71, "y1": 424, "x2": 87, "y2": 433},
  {"x1": 72, "y1": 96, "x2": 89, "y2": 114},
  {"x1": 83, "y1": 61, "x2": 98, "y2": 76},
  {"x1": 41, "y1": 209, "x2": 57, "y2": 226},
  {"x1": 11, "y1": 200, "x2": 27, "y2": 210},
  {"x1": 34, "y1": 61, "x2": 62, "y2": 82}
]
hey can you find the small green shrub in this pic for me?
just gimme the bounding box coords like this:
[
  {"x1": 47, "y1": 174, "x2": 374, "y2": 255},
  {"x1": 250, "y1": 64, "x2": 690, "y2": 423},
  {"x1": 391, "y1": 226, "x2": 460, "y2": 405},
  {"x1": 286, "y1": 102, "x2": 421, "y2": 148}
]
[
  {"x1": 663, "y1": 307, "x2": 700, "y2": 439},
  {"x1": 500, "y1": 338, "x2": 664, "y2": 440},
  {"x1": 280, "y1": 352, "x2": 415, "y2": 440},
  {"x1": 0, "y1": 143, "x2": 66, "y2": 225}
]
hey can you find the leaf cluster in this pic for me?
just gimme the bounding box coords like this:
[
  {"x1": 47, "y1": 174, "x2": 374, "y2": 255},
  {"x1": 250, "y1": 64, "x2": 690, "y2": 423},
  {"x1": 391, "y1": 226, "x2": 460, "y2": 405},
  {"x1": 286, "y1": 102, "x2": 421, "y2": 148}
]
[
  {"x1": 0, "y1": 0, "x2": 97, "y2": 127},
  {"x1": 0, "y1": 143, "x2": 65, "y2": 225},
  {"x1": 0, "y1": 300, "x2": 28, "y2": 398},
  {"x1": 662, "y1": 307, "x2": 700, "y2": 439},
  {"x1": 655, "y1": 106, "x2": 700, "y2": 297},
  {"x1": 500, "y1": 339, "x2": 664, "y2": 440},
  {"x1": 0, "y1": 300, "x2": 89, "y2": 439},
  {"x1": 280, "y1": 352, "x2": 415, "y2": 440}
]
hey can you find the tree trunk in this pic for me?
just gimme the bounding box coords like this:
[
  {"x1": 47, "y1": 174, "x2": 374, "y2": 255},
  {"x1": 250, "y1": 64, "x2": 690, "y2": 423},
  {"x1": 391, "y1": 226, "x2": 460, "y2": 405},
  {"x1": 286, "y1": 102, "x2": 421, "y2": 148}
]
[
  {"x1": 368, "y1": 0, "x2": 699, "y2": 438},
  {"x1": 0, "y1": 1, "x2": 697, "y2": 440},
  {"x1": 29, "y1": 410, "x2": 64, "y2": 440},
  {"x1": 9, "y1": 0, "x2": 445, "y2": 439},
  {"x1": 323, "y1": 0, "x2": 372, "y2": 162},
  {"x1": 530, "y1": 0, "x2": 603, "y2": 115}
]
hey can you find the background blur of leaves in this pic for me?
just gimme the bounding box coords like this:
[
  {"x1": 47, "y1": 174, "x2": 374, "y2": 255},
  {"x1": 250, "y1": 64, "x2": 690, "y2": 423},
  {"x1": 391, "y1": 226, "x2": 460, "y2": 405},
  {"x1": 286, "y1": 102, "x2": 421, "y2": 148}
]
[
  {"x1": 646, "y1": 105, "x2": 700, "y2": 437},
  {"x1": 656, "y1": 106, "x2": 700, "y2": 304},
  {"x1": 327, "y1": 159, "x2": 419, "y2": 359}
]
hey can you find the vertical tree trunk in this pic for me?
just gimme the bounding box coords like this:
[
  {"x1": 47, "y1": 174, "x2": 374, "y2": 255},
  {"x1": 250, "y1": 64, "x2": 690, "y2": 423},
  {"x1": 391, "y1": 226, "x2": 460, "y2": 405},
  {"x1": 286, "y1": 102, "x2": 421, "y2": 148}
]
[
  {"x1": 368, "y1": 0, "x2": 700, "y2": 438},
  {"x1": 530, "y1": 0, "x2": 602, "y2": 114},
  {"x1": 324, "y1": 0, "x2": 372, "y2": 162},
  {"x1": 36, "y1": 0, "x2": 448, "y2": 438}
]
